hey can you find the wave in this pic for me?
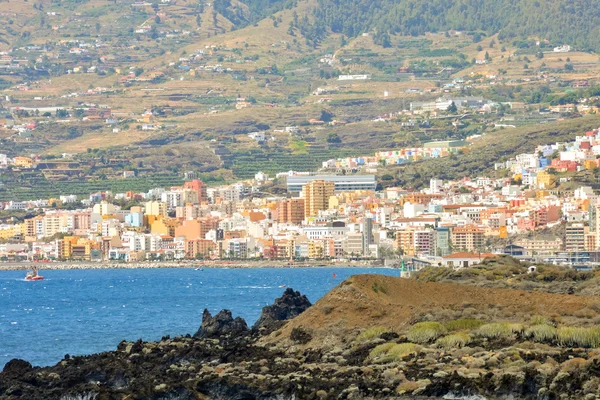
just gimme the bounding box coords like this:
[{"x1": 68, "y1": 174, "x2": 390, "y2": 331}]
[{"x1": 235, "y1": 286, "x2": 274, "y2": 289}]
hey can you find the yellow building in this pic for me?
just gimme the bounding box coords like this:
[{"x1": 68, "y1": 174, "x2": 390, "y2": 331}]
[
  {"x1": 584, "y1": 160, "x2": 598, "y2": 170},
  {"x1": 537, "y1": 171, "x2": 556, "y2": 189},
  {"x1": 0, "y1": 224, "x2": 24, "y2": 240},
  {"x1": 536, "y1": 190, "x2": 550, "y2": 199},
  {"x1": 12, "y1": 157, "x2": 34, "y2": 168},
  {"x1": 308, "y1": 240, "x2": 324, "y2": 259},
  {"x1": 302, "y1": 180, "x2": 335, "y2": 217},
  {"x1": 395, "y1": 229, "x2": 416, "y2": 256},
  {"x1": 145, "y1": 201, "x2": 168, "y2": 217},
  {"x1": 150, "y1": 218, "x2": 179, "y2": 237},
  {"x1": 57, "y1": 236, "x2": 93, "y2": 260}
]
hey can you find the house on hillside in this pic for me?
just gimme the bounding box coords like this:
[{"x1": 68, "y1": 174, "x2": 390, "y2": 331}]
[{"x1": 441, "y1": 252, "x2": 498, "y2": 268}]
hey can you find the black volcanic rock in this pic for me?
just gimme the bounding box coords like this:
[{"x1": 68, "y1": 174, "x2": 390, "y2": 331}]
[
  {"x1": 252, "y1": 288, "x2": 312, "y2": 334},
  {"x1": 194, "y1": 309, "x2": 249, "y2": 339},
  {"x1": 2, "y1": 359, "x2": 32, "y2": 376}
]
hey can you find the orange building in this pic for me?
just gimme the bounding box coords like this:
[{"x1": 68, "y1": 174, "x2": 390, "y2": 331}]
[
  {"x1": 278, "y1": 198, "x2": 305, "y2": 224},
  {"x1": 174, "y1": 217, "x2": 220, "y2": 240},
  {"x1": 185, "y1": 239, "x2": 214, "y2": 258},
  {"x1": 183, "y1": 179, "x2": 208, "y2": 203},
  {"x1": 451, "y1": 225, "x2": 484, "y2": 252}
]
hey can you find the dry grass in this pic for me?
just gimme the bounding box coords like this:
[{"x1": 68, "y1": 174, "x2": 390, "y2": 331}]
[
  {"x1": 436, "y1": 333, "x2": 471, "y2": 349},
  {"x1": 368, "y1": 343, "x2": 421, "y2": 363},
  {"x1": 524, "y1": 325, "x2": 557, "y2": 343},
  {"x1": 445, "y1": 319, "x2": 485, "y2": 332},
  {"x1": 407, "y1": 322, "x2": 447, "y2": 344},
  {"x1": 476, "y1": 323, "x2": 523, "y2": 340},
  {"x1": 356, "y1": 327, "x2": 389, "y2": 342}
]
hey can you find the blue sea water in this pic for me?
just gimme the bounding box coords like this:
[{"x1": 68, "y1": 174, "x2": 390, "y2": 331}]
[{"x1": 0, "y1": 267, "x2": 398, "y2": 368}]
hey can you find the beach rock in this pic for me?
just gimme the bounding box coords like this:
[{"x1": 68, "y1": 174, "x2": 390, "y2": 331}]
[
  {"x1": 194, "y1": 309, "x2": 249, "y2": 339},
  {"x1": 253, "y1": 288, "x2": 312, "y2": 334}
]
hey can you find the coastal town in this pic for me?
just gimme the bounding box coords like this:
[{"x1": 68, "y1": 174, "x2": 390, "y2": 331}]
[{"x1": 1, "y1": 126, "x2": 600, "y2": 268}]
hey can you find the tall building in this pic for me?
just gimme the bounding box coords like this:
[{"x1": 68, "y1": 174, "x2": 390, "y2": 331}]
[
  {"x1": 344, "y1": 232, "x2": 365, "y2": 256},
  {"x1": 451, "y1": 225, "x2": 484, "y2": 252},
  {"x1": 565, "y1": 224, "x2": 587, "y2": 252},
  {"x1": 145, "y1": 201, "x2": 168, "y2": 217},
  {"x1": 362, "y1": 218, "x2": 374, "y2": 245},
  {"x1": 278, "y1": 198, "x2": 305, "y2": 224},
  {"x1": 302, "y1": 180, "x2": 335, "y2": 217},
  {"x1": 395, "y1": 229, "x2": 415, "y2": 256},
  {"x1": 436, "y1": 227, "x2": 451, "y2": 256},
  {"x1": 183, "y1": 179, "x2": 208, "y2": 203},
  {"x1": 589, "y1": 201, "x2": 599, "y2": 233},
  {"x1": 430, "y1": 179, "x2": 443, "y2": 194}
]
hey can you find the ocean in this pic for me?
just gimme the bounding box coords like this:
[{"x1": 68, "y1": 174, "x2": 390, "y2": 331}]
[{"x1": 0, "y1": 267, "x2": 398, "y2": 368}]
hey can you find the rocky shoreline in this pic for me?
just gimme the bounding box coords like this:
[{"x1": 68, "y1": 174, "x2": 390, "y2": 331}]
[{"x1": 3, "y1": 276, "x2": 600, "y2": 399}]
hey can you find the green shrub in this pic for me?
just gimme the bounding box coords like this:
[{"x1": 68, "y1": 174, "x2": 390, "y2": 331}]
[
  {"x1": 530, "y1": 315, "x2": 550, "y2": 326},
  {"x1": 436, "y1": 333, "x2": 471, "y2": 349},
  {"x1": 407, "y1": 322, "x2": 447, "y2": 343},
  {"x1": 524, "y1": 324, "x2": 557, "y2": 342},
  {"x1": 368, "y1": 342, "x2": 396, "y2": 359},
  {"x1": 557, "y1": 326, "x2": 600, "y2": 348},
  {"x1": 369, "y1": 342, "x2": 421, "y2": 363},
  {"x1": 387, "y1": 343, "x2": 421, "y2": 357},
  {"x1": 356, "y1": 326, "x2": 389, "y2": 342},
  {"x1": 476, "y1": 322, "x2": 523, "y2": 339},
  {"x1": 445, "y1": 319, "x2": 485, "y2": 331}
]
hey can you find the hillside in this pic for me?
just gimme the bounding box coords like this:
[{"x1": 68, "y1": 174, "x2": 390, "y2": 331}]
[
  {"x1": 267, "y1": 273, "x2": 600, "y2": 348},
  {"x1": 2, "y1": 0, "x2": 600, "y2": 196},
  {"x1": 291, "y1": 0, "x2": 600, "y2": 51},
  {"x1": 413, "y1": 255, "x2": 600, "y2": 296},
  {"x1": 377, "y1": 114, "x2": 600, "y2": 189}
]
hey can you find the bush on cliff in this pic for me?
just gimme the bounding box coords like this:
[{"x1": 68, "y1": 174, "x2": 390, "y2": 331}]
[
  {"x1": 356, "y1": 326, "x2": 389, "y2": 342},
  {"x1": 525, "y1": 324, "x2": 557, "y2": 343},
  {"x1": 476, "y1": 322, "x2": 523, "y2": 340},
  {"x1": 445, "y1": 319, "x2": 485, "y2": 331},
  {"x1": 436, "y1": 333, "x2": 471, "y2": 349},
  {"x1": 557, "y1": 326, "x2": 600, "y2": 348},
  {"x1": 407, "y1": 322, "x2": 447, "y2": 344},
  {"x1": 369, "y1": 343, "x2": 421, "y2": 363}
]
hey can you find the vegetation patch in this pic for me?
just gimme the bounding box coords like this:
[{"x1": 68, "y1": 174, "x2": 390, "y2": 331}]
[
  {"x1": 476, "y1": 322, "x2": 523, "y2": 340},
  {"x1": 369, "y1": 343, "x2": 421, "y2": 364},
  {"x1": 371, "y1": 281, "x2": 388, "y2": 294},
  {"x1": 356, "y1": 327, "x2": 389, "y2": 342},
  {"x1": 407, "y1": 322, "x2": 447, "y2": 344},
  {"x1": 435, "y1": 333, "x2": 471, "y2": 349},
  {"x1": 445, "y1": 319, "x2": 485, "y2": 331},
  {"x1": 556, "y1": 327, "x2": 600, "y2": 348},
  {"x1": 524, "y1": 324, "x2": 557, "y2": 343}
]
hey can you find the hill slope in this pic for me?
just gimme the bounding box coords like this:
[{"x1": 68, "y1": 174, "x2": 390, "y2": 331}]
[
  {"x1": 269, "y1": 274, "x2": 600, "y2": 347},
  {"x1": 276, "y1": 0, "x2": 600, "y2": 50}
]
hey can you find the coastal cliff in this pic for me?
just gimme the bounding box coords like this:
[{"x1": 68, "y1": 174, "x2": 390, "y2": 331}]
[{"x1": 2, "y1": 274, "x2": 600, "y2": 399}]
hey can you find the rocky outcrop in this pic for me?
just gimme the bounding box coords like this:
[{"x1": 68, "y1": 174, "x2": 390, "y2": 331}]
[
  {"x1": 194, "y1": 309, "x2": 249, "y2": 339},
  {"x1": 2, "y1": 359, "x2": 33, "y2": 377},
  {"x1": 252, "y1": 288, "x2": 312, "y2": 334}
]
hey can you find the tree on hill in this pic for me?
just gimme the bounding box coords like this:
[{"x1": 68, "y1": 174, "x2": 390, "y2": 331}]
[
  {"x1": 327, "y1": 133, "x2": 342, "y2": 143},
  {"x1": 320, "y1": 109, "x2": 334, "y2": 123},
  {"x1": 447, "y1": 102, "x2": 458, "y2": 113},
  {"x1": 245, "y1": 0, "x2": 600, "y2": 53}
]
